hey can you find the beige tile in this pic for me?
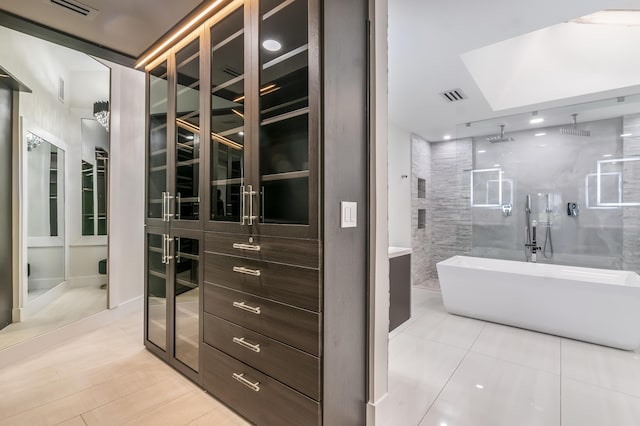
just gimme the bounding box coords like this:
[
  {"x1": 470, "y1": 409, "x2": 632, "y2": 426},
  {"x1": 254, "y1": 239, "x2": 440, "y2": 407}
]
[
  {"x1": 471, "y1": 322, "x2": 561, "y2": 375},
  {"x1": 55, "y1": 417, "x2": 86, "y2": 426},
  {"x1": 562, "y1": 378, "x2": 640, "y2": 426},
  {"x1": 419, "y1": 352, "x2": 560, "y2": 426},
  {"x1": 124, "y1": 391, "x2": 229, "y2": 426},
  {"x1": 562, "y1": 338, "x2": 640, "y2": 398},
  {"x1": 80, "y1": 376, "x2": 194, "y2": 425}
]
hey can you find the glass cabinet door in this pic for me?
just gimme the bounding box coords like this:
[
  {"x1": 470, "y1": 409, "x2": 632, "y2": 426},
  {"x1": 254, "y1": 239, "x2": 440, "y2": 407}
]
[
  {"x1": 147, "y1": 232, "x2": 168, "y2": 351},
  {"x1": 210, "y1": 5, "x2": 246, "y2": 225},
  {"x1": 173, "y1": 236, "x2": 200, "y2": 372},
  {"x1": 148, "y1": 62, "x2": 169, "y2": 221},
  {"x1": 258, "y1": 0, "x2": 310, "y2": 226},
  {"x1": 175, "y1": 38, "x2": 202, "y2": 222}
]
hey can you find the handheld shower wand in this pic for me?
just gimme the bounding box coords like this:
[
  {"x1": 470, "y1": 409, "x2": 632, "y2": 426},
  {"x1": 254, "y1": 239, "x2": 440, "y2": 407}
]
[
  {"x1": 543, "y1": 193, "x2": 554, "y2": 259},
  {"x1": 524, "y1": 194, "x2": 532, "y2": 261}
]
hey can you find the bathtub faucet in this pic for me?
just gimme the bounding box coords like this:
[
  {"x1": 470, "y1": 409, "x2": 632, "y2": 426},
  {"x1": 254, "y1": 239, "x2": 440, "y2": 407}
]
[{"x1": 525, "y1": 220, "x2": 542, "y2": 262}]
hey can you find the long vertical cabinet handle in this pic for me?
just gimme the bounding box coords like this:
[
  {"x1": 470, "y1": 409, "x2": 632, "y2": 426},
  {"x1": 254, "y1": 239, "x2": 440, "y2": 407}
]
[
  {"x1": 240, "y1": 185, "x2": 247, "y2": 225},
  {"x1": 176, "y1": 237, "x2": 181, "y2": 263},
  {"x1": 162, "y1": 233, "x2": 168, "y2": 264},
  {"x1": 175, "y1": 193, "x2": 181, "y2": 220},
  {"x1": 164, "y1": 234, "x2": 174, "y2": 263},
  {"x1": 162, "y1": 191, "x2": 166, "y2": 222},
  {"x1": 247, "y1": 185, "x2": 257, "y2": 225},
  {"x1": 163, "y1": 192, "x2": 175, "y2": 222}
]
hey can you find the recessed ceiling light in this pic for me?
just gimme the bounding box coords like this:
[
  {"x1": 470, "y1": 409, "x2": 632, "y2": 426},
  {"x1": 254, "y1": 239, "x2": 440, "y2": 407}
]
[
  {"x1": 262, "y1": 39, "x2": 282, "y2": 52},
  {"x1": 621, "y1": 133, "x2": 633, "y2": 137},
  {"x1": 443, "y1": 135, "x2": 451, "y2": 140},
  {"x1": 538, "y1": 144, "x2": 547, "y2": 147},
  {"x1": 535, "y1": 132, "x2": 546, "y2": 137},
  {"x1": 573, "y1": 9, "x2": 640, "y2": 26},
  {"x1": 477, "y1": 150, "x2": 486, "y2": 153},
  {"x1": 530, "y1": 118, "x2": 545, "y2": 124},
  {"x1": 603, "y1": 154, "x2": 613, "y2": 157},
  {"x1": 475, "y1": 384, "x2": 484, "y2": 389},
  {"x1": 493, "y1": 164, "x2": 501, "y2": 167},
  {"x1": 239, "y1": 131, "x2": 244, "y2": 136}
]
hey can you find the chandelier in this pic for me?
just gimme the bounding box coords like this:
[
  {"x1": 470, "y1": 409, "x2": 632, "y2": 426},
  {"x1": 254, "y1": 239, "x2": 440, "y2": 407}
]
[
  {"x1": 26, "y1": 131, "x2": 44, "y2": 152},
  {"x1": 93, "y1": 101, "x2": 110, "y2": 131}
]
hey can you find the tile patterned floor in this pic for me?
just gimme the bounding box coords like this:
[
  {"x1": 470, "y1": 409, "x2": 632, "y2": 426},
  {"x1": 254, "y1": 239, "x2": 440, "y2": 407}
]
[{"x1": 380, "y1": 287, "x2": 640, "y2": 426}]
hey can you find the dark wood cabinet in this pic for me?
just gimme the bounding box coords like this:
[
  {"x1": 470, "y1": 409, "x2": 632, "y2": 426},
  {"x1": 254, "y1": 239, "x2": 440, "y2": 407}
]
[
  {"x1": 144, "y1": 227, "x2": 202, "y2": 383},
  {"x1": 144, "y1": 0, "x2": 367, "y2": 424}
]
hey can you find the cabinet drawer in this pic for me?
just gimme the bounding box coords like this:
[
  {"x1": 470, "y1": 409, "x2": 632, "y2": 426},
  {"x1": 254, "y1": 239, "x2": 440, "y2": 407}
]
[
  {"x1": 204, "y1": 313, "x2": 320, "y2": 400},
  {"x1": 204, "y1": 252, "x2": 320, "y2": 312},
  {"x1": 204, "y1": 283, "x2": 320, "y2": 356},
  {"x1": 205, "y1": 232, "x2": 320, "y2": 269},
  {"x1": 203, "y1": 344, "x2": 320, "y2": 426}
]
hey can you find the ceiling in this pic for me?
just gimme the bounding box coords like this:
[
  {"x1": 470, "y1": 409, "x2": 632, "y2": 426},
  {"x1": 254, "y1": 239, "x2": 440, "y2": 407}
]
[
  {"x1": 0, "y1": 0, "x2": 204, "y2": 58},
  {"x1": 389, "y1": 0, "x2": 640, "y2": 141}
]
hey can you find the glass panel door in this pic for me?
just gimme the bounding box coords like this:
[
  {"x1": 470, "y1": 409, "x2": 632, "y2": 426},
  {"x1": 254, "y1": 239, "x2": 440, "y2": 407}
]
[
  {"x1": 210, "y1": 5, "x2": 246, "y2": 224},
  {"x1": 147, "y1": 232, "x2": 167, "y2": 351},
  {"x1": 148, "y1": 61, "x2": 169, "y2": 220},
  {"x1": 173, "y1": 236, "x2": 200, "y2": 372},
  {"x1": 175, "y1": 38, "x2": 201, "y2": 221},
  {"x1": 258, "y1": 0, "x2": 310, "y2": 225}
]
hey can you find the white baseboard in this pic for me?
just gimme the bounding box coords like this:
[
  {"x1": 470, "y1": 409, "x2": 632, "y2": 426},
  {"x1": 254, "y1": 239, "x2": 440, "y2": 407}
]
[
  {"x1": 11, "y1": 308, "x2": 22, "y2": 323},
  {"x1": 366, "y1": 393, "x2": 389, "y2": 425},
  {"x1": 28, "y1": 277, "x2": 64, "y2": 291},
  {"x1": 67, "y1": 275, "x2": 107, "y2": 288},
  {"x1": 0, "y1": 296, "x2": 142, "y2": 369},
  {"x1": 24, "y1": 281, "x2": 70, "y2": 317}
]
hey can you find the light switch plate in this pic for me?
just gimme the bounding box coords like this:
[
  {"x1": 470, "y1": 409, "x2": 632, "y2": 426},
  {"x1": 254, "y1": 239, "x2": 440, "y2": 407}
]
[{"x1": 341, "y1": 201, "x2": 357, "y2": 228}]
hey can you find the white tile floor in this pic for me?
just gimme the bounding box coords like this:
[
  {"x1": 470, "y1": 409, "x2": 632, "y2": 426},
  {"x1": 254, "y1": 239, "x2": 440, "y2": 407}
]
[{"x1": 379, "y1": 287, "x2": 640, "y2": 426}]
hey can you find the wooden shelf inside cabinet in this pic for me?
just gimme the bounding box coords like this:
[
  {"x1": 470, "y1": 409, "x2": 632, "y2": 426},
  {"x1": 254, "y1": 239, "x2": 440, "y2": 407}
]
[
  {"x1": 211, "y1": 177, "x2": 243, "y2": 186},
  {"x1": 150, "y1": 123, "x2": 168, "y2": 132},
  {"x1": 261, "y1": 107, "x2": 308, "y2": 127},
  {"x1": 177, "y1": 252, "x2": 199, "y2": 261},
  {"x1": 177, "y1": 197, "x2": 199, "y2": 203},
  {"x1": 176, "y1": 159, "x2": 200, "y2": 168},
  {"x1": 150, "y1": 165, "x2": 168, "y2": 172},
  {"x1": 263, "y1": 45, "x2": 309, "y2": 72},
  {"x1": 149, "y1": 247, "x2": 164, "y2": 254},
  {"x1": 149, "y1": 270, "x2": 167, "y2": 279},
  {"x1": 175, "y1": 278, "x2": 198, "y2": 289},
  {"x1": 211, "y1": 75, "x2": 244, "y2": 95},
  {"x1": 261, "y1": 170, "x2": 309, "y2": 182},
  {"x1": 149, "y1": 198, "x2": 163, "y2": 204},
  {"x1": 150, "y1": 149, "x2": 168, "y2": 156}
]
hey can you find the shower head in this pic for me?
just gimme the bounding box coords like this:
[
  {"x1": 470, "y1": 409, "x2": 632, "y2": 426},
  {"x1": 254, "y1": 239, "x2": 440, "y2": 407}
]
[
  {"x1": 560, "y1": 113, "x2": 591, "y2": 137},
  {"x1": 487, "y1": 125, "x2": 514, "y2": 143}
]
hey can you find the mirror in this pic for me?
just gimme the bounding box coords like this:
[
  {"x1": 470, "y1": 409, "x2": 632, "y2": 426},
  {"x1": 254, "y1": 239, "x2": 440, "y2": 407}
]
[
  {"x1": 0, "y1": 25, "x2": 110, "y2": 350},
  {"x1": 26, "y1": 132, "x2": 65, "y2": 300}
]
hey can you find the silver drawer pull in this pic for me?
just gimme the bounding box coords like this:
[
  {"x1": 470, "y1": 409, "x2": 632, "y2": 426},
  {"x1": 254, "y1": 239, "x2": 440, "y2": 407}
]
[
  {"x1": 233, "y1": 266, "x2": 261, "y2": 277},
  {"x1": 232, "y1": 243, "x2": 261, "y2": 251},
  {"x1": 232, "y1": 373, "x2": 260, "y2": 392},
  {"x1": 232, "y1": 301, "x2": 261, "y2": 315},
  {"x1": 232, "y1": 337, "x2": 261, "y2": 353}
]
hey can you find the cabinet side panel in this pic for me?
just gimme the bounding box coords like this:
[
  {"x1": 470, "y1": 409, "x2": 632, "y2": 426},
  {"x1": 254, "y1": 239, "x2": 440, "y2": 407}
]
[{"x1": 322, "y1": 0, "x2": 369, "y2": 424}]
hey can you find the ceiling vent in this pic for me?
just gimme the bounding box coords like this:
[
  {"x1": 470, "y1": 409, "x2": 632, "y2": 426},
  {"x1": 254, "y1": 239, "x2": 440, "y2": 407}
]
[
  {"x1": 49, "y1": 0, "x2": 98, "y2": 18},
  {"x1": 440, "y1": 88, "x2": 467, "y2": 103}
]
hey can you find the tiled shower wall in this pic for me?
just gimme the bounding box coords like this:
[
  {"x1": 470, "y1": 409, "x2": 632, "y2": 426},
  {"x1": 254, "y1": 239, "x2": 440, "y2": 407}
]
[
  {"x1": 623, "y1": 114, "x2": 640, "y2": 274},
  {"x1": 411, "y1": 135, "x2": 432, "y2": 287},
  {"x1": 411, "y1": 137, "x2": 472, "y2": 289}
]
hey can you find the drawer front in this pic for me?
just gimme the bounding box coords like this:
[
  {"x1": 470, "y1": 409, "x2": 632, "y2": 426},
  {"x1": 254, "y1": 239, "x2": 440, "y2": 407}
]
[
  {"x1": 203, "y1": 344, "x2": 320, "y2": 426},
  {"x1": 204, "y1": 252, "x2": 320, "y2": 312},
  {"x1": 204, "y1": 283, "x2": 320, "y2": 356},
  {"x1": 205, "y1": 232, "x2": 320, "y2": 269},
  {"x1": 204, "y1": 313, "x2": 320, "y2": 400}
]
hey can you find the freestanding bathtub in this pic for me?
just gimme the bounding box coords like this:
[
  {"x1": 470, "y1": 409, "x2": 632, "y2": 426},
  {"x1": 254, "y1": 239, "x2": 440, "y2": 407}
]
[{"x1": 436, "y1": 256, "x2": 640, "y2": 350}]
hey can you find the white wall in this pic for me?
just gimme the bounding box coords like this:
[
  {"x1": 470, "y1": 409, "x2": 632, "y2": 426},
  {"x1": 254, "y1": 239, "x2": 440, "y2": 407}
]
[
  {"x1": 368, "y1": 0, "x2": 390, "y2": 423},
  {"x1": 388, "y1": 122, "x2": 412, "y2": 248},
  {"x1": 104, "y1": 60, "x2": 145, "y2": 308}
]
